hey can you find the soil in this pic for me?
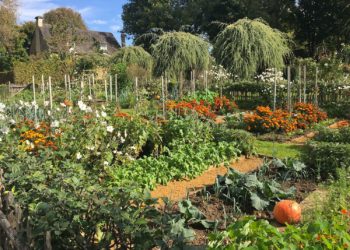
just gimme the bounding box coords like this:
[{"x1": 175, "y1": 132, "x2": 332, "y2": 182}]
[
  {"x1": 290, "y1": 120, "x2": 349, "y2": 144},
  {"x1": 151, "y1": 156, "x2": 264, "y2": 203},
  {"x1": 178, "y1": 178, "x2": 318, "y2": 246}
]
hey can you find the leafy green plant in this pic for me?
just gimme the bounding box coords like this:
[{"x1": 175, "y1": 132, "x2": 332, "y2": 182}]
[
  {"x1": 314, "y1": 127, "x2": 350, "y2": 144},
  {"x1": 208, "y1": 215, "x2": 350, "y2": 249},
  {"x1": 303, "y1": 141, "x2": 350, "y2": 179},
  {"x1": 213, "y1": 127, "x2": 256, "y2": 156},
  {"x1": 212, "y1": 169, "x2": 295, "y2": 212}
]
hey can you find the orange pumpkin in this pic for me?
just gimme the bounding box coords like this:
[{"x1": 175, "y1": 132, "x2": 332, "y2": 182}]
[{"x1": 273, "y1": 200, "x2": 301, "y2": 225}]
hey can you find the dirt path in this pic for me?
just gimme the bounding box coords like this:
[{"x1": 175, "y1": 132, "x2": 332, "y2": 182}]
[
  {"x1": 151, "y1": 156, "x2": 264, "y2": 201},
  {"x1": 290, "y1": 120, "x2": 349, "y2": 144}
]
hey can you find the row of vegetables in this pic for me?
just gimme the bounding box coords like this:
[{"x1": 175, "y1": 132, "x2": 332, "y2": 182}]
[{"x1": 0, "y1": 93, "x2": 349, "y2": 248}]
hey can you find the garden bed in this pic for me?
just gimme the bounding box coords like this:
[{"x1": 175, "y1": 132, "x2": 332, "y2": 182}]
[{"x1": 168, "y1": 160, "x2": 319, "y2": 246}]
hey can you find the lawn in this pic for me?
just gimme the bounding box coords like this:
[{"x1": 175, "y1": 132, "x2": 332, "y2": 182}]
[{"x1": 255, "y1": 140, "x2": 306, "y2": 159}]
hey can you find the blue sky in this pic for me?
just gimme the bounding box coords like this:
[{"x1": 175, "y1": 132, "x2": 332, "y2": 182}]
[{"x1": 18, "y1": 0, "x2": 131, "y2": 45}]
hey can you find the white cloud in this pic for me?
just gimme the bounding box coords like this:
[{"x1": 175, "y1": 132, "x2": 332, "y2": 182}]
[
  {"x1": 17, "y1": 0, "x2": 93, "y2": 23},
  {"x1": 18, "y1": 0, "x2": 58, "y2": 22},
  {"x1": 90, "y1": 19, "x2": 107, "y2": 25},
  {"x1": 110, "y1": 25, "x2": 121, "y2": 32}
]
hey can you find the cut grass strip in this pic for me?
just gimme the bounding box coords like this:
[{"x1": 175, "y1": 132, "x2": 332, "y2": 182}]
[{"x1": 256, "y1": 140, "x2": 305, "y2": 159}]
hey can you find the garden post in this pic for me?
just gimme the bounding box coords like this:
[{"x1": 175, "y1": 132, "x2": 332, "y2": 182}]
[
  {"x1": 315, "y1": 67, "x2": 318, "y2": 107},
  {"x1": 303, "y1": 66, "x2": 307, "y2": 103},
  {"x1": 32, "y1": 75, "x2": 37, "y2": 123},
  {"x1": 273, "y1": 68, "x2": 277, "y2": 111},
  {"x1": 88, "y1": 76, "x2": 92, "y2": 97},
  {"x1": 162, "y1": 76, "x2": 166, "y2": 118},
  {"x1": 179, "y1": 72, "x2": 183, "y2": 99},
  {"x1": 115, "y1": 74, "x2": 118, "y2": 104},
  {"x1": 287, "y1": 66, "x2": 291, "y2": 112},
  {"x1": 68, "y1": 75, "x2": 72, "y2": 101},
  {"x1": 64, "y1": 74, "x2": 67, "y2": 99},
  {"x1": 298, "y1": 65, "x2": 302, "y2": 103},
  {"x1": 92, "y1": 73, "x2": 95, "y2": 98},
  {"x1": 49, "y1": 76, "x2": 53, "y2": 111},
  {"x1": 110, "y1": 75, "x2": 113, "y2": 101},
  {"x1": 104, "y1": 79, "x2": 108, "y2": 102}
]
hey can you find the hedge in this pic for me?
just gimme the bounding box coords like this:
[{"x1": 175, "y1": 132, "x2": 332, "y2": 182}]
[
  {"x1": 13, "y1": 56, "x2": 74, "y2": 85},
  {"x1": 303, "y1": 141, "x2": 350, "y2": 179}
]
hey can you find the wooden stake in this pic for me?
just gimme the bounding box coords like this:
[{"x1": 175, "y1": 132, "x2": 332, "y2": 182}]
[
  {"x1": 68, "y1": 75, "x2": 72, "y2": 101},
  {"x1": 64, "y1": 74, "x2": 67, "y2": 99},
  {"x1": 161, "y1": 76, "x2": 165, "y2": 118},
  {"x1": 287, "y1": 66, "x2": 291, "y2": 112},
  {"x1": 115, "y1": 74, "x2": 118, "y2": 104},
  {"x1": 110, "y1": 75, "x2": 113, "y2": 101},
  {"x1": 298, "y1": 65, "x2": 302, "y2": 103},
  {"x1": 303, "y1": 66, "x2": 307, "y2": 103},
  {"x1": 315, "y1": 66, "x2": 318, "y2": 107},
  {"x1": 273, "y1": 68, "x2": 277, "y2": 111},
  {"x1": 104, "y1": 79, "x2": 108, "y2": 102},
  {"x1": 88, "y1": 76, "x2": 92, "y2": 97},
  {"x1": 49, "y1": 76, "x2": 53, "y2": 110},
  {"x1": 32, "y1": 75, "x2": 37, "y2": 123}
]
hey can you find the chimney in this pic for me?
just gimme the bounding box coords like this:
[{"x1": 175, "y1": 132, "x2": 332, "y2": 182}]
[
  {"x1": 121, "y1": 32, "x2": 126, "y2": 47},
  {"x1": 35, "y1": 16, "x2": 43, "y2": 28}
]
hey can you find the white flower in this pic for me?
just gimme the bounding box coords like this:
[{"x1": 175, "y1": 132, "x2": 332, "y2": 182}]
[
  {"x1": 88, "y1": 95, "x2": 93, "y2": 100},
  {"x1": 56, "y1": 108, "x2": 61, "y2": 112},
  {"x1": 9, "y1": 119, "x2": 16, "y2": 125},
  {"x1": 44, "y1": 101, "x2": 50, "y2": 107},
  {"x1": 95, "y1": 110, "x2": 100, "y2": 118},
  {"x1": 0, "y1": 114, "x2": 5, "y2": 121},
  {"x1": 86, "y1": 107, "x2": 93, "y2": 113},
  {"x1": 76, "y1": 152, "x2": 82, "y2": 160},
  {"x1": 86, "y1": 145, "x2": 95, "y2": 151},
  {"x1": 101, "y1": 105, "x2": 106, "y2": 110},
  {"x1": 0, "y1": 103, "x2": 5, "y2": 113},
  {"x1": 101, "y1": 121, "x2": 107, "y2": 126},
  {"x1": 51, "y1": 120, "x2": 60, "y2": 128},
  {"x1": 1, "y1": 127, "x2": 9, "y2": 135},
  {"x1": 77, "y1": 101, "x2": 87, "y2": 111},
  {"x1": 68, "y1": 107, "x2": 73, "y2": 114},
  {"x1": 124, "y1": 129, "x2": 127, "y2": 138},
  {"x1": 120, "y1": 137, "x2": 125, "y2": 143},
  {"x1": 117, "y1": 131, "x2": 121, "y2": 138},
  {"x1": 60, "y1": 102, "x2": 66, "y2": 108},
  {"x1": 101, "y1": 111, "x2": 107, "y2": 118},
  {"x1": 103, "y1": 161, "x2": 109, "y2": 166},
  {"x1": 47, "y1": 110, "x2": 51, "y2": 116},
  {"x1": 106, "y1": 125, "x2": 114, "y2": 133}
]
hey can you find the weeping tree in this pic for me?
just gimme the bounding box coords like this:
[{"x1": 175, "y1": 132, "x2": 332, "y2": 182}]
[
  {"x1": 213, "y1": 18, "x2": 291, "y2": 79},
  {"x1": 152, "y1": 32, "x2": 210, "y2": 97},
  {"x1": 111, "y1": 46, "x2": 153, "y2": 72}
]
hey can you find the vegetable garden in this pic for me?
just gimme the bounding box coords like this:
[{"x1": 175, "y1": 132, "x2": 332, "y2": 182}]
[{"x1": 1, "y1": 12, "x2": 350, "y2": 250}]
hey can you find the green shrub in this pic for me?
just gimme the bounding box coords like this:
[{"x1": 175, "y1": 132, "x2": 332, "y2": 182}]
[
  {"x1": 208, "y1": 215, "x2": 350, "y2": 249},
  {"x1": 13, "y1": 56, "x2": 73, "y2": 84},
  {"x1": 303, "y1": 142, "x2": 350, "y2": 179},
  {"x1": 314, "y1": 127, "x2": 350, "y2": 144},
  {"x1": 162, "y1": 116, "x2": 214, "y2": 149},
  {"x1": 213, "y1": 127, "x2": 256, "y2": 156},
  {"x1": 322, "y1": 101, "x2": 350, "y2": 119}
]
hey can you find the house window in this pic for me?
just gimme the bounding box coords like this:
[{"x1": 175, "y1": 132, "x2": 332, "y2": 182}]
[{"x1": 100, "y1": 43, "x2": 108, "y2": 52}]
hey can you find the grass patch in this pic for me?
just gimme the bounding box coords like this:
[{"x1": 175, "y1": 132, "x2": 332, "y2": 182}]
[{"x1": 256, "y1": 140, "x2": 305, "y2": 159}]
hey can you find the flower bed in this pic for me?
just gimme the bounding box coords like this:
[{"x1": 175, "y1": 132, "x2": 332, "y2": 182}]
[{"x1": 244, "y1": 104, "x2": 328, "y2": 133}]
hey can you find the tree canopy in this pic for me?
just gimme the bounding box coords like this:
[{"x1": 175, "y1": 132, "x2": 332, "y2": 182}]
[
  {"x1": 213, "y1": 18, "x2": 291, "y2": 79},
  {"x1": 111, "y1": 46, "x2": 153, "y2": 72},
  {"x1": 43, "y1": 8, "x2": 87, "y2": 56},
  {"x1": 152, "y1": 31, "x2": 210, "y2": 78}
]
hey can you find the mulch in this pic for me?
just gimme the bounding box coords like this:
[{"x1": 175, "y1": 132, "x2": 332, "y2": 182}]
[{"x1": 151, "y1": 156, "x2": 264, "y2": 202}]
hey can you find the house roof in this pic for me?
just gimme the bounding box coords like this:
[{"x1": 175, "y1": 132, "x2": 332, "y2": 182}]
[{"x1": 39, "y1": 24, "x2": 120, "y2": 54}]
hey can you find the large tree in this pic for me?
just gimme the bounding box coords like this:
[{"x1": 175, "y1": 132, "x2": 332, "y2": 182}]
[
  {"x1": 213, "y1": 18, "x2": 291, "y2": 79},
  {"x1": 152, "y1": 31, "x2": 210, "y2": 96},
  {"x1": 296, "y1": 0, "x2": 350, "y2": 57},
  {"x1": 0, "y1": 0, "x2": 18, "y2": 51},
  {"x1": 43, "y1": 8, "x2": 87, "y2": 56},
  {"x1": 122, "y1": 0, "x2": 297, "y2": 42}
]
